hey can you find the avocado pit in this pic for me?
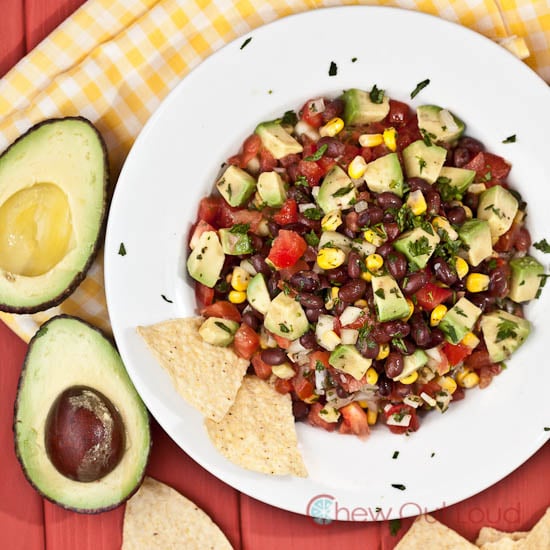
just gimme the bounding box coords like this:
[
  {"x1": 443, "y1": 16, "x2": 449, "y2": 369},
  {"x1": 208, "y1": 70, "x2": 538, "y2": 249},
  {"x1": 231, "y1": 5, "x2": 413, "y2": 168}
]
[{"x1": 45, "y1": 385, "x2": 125, "y2": 482}]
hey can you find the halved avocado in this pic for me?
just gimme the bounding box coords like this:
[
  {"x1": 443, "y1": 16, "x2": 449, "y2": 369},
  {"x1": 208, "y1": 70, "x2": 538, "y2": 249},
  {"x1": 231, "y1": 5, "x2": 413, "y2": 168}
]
[
  {"x1": 14, "y1": 316, "x2": 150, "y2": 513},
  {"x1": 0, "y1": 117, "x2": 108, "y2": 313}
]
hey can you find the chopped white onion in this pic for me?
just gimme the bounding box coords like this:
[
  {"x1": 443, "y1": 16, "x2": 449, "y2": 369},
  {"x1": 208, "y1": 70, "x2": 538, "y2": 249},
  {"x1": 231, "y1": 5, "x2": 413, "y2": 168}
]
[
  {"x1": 354, "y1": 200, "x2": 369, "y2": 213},
  {"x1": 294, "y1": 120, "x2": 320, "y2": 142},
  {"x1": 439, "y1": 109, "x2": 459, "y2": 132},
  {"x1": 298, "y1": 202, "x2": 317, "y2": 213},
  {"x1": 339, "y1": 306, "x2": 363, "y2": 327},
  {"x1": 420, "y1": 392, "x2": 437, "y2": 407},
  {"x1": 309, "y1": 98, "x2": 326, "y2": 114},
  {"x1": 239, "y1": 259, "x2": 257, "y2": 276},
  {"x1": 404, "y1": 395, "x2": 422, "y2": 408},
  {"x1": 340, "y1": 328, "x2": 359, "y2": 345},
  {"x1": 387, "y1": 414, "x2": 412, "y2": 427},
  {"x1": 315, "y1": 368, "x2": 327, "y2": 393}
]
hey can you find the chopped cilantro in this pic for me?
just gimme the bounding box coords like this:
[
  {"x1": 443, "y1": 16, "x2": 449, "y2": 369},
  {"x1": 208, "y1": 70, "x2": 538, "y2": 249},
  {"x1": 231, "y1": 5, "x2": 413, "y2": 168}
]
[
  {"x1": 214, "y1": 321, "x2": 232, "y2": 333},
  {"x1": 375, "y1": 288, "x2": 386, "y2": 299},
  {"x1": 332, "y1": 184, "x2": 354, "y2": 198},
  {"x1": 502, "y1": 134, "x2": 517, "y2": 143},
  {"x1": 369, "y1": 84, "x2": 385, "y2": 104},
  {"x1": 303, "y1": 208, "x2": 322, "y2": 220},
  {"x1": 410, "y1": 78, "x2": 430, "y2": 99},
  {"x1": 536, "y1": 273, "x2": 550, "y2": 298},
  {"x1": 431, "y1": 451, "x2": 436, "y2": 457},
  {"x1": 240, "y1": 37, "x2": 252, "y2": 49},
  {"x1": 534, "y1": 239, "x2": 550, "y2": 253},
  {"x1": 392, "y1": 451, "x2": 399, "y2": 459},
  {"x1": 391, "y1": 338, "x2": 408, "y2": 353},
  {"x1": 454, "y1": 307, "x2": 467, "y2": 317},
  {"x1": 389, "y1": 518, "x2": 402, "y2": 536},
  {"x1": 408, "y1": 236, "x2": 431, "y2": 257},
  {"x1": 305, "y1": 143, "x2": 328, "y2": 161},
  {"x1": 161, "y1": 294, "x2": 173, "y2": 304},
  {"x1": 391, "y1": 483, "x2": 406, "y2": 491},
  {"x1": 482, "y1": 171, "x2": 493, "y2": 182},
  {"x1": 118, "y1": 242, "x2": 127, "y2": 256},
  {"x1": 305, "y1": 230, "x2": 320, "y2": 247},
  {"x1": 279, "y1": 323, "x2": 290, "y2": 334},
  {"x1": 420, "y1": 129, "x2": 434, "y2": 147},
  {"x1": 328, "y1": 61, "x2": 338, "y2": 76},
  {"x1": 545, "y1": 427, "x2": 550, "y2": 431},
  {"x1": 417, "y1": 156, "x2": 427, "y2": 173},
  {"x1": 229, "y1": 223, "x2": 250, "y2": 234},
  {"x1": 496, "y1": 318, "x2": 518, "y2": 342},
  {"x1": 281, "y1": 110, "x2": 298, "y2": 126},
  {"x1": 351, "y1": 57, "x2": 358, "y2": 63},
  {"x1": 315, "y1": 360, "x2": 326, "y2": 371},
  {"x1": 295, "y1": 175, "x2": 309, "y2": 187}
]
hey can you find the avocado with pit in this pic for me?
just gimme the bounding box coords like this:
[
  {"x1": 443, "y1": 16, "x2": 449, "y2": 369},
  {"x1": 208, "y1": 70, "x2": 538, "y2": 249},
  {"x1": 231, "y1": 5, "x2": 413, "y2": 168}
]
[
  {"x1": 14, "y1": 315, "x2": 150, "y2": 513},
  {"x1": 342, "y1": 88, "x2": 390, "y2": 125},
  {"x1": 0, "y1": 118, "x2": 108, "y2": 313},
  {"x1": 508, "y1": 255, "x2": 545, "y2": 303},
  {"x1": 329, "y1": 344, "x2": 372, "y2": 381},
  {"x1": 480, "y1": 309, "x2": 531, "y2": 362},
  {"x1": 402, "y1": 140, "x2": 447, "y2": 184}
]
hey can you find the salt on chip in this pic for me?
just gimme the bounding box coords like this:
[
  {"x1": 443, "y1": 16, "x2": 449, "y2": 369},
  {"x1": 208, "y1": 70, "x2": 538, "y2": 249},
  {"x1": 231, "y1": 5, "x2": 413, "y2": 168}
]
[
  {"x1": 205, "y1": 375, "x2": 308, "y2": 477},
  {"x1": 122, "y1": 477, "x2": 232, "y2": 550},
  {"x1": 476, "y1": 526, "x2": 528, "y2": 546},
  {"x1": 137, "y1": 318, "x2": 249, "y2": 422},
  {"x1": 394, "y1": 514, "x2": 477, "y2": 549}
]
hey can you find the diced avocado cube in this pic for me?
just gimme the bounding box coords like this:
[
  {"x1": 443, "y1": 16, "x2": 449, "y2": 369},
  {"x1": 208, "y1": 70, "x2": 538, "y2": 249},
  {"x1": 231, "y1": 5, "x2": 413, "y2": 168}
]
[
  {"x1": 342, "y1": 88, "x2": 390, "y2": 126},
  {"x1": 257, "y1": 171, "x2": 287, "y2": 207},
  {"x1": 271, "y1": 362, "x2": 296, "y2": 380},
  {"x1": 477, "y1": 185, "x2": 519, "y2": 239},
  {"x1": 393, "y1": 225, "x2": 440, "y2": 269},
  {"x1": 402, "y1": 140, "x2": 447, "y2": 184},
  {"x1": 329, "y1": 344, "x2": 372, "y2": 381},
  {"x1": 219, "y1": 227, "x2": 253, "y2": 255},
  {"x1": 216, "y1": 165, "x2": 256, "y2": 207},
  {"x1": 318, "y1": 231, "x2": 353, "y2": 255},
  {"x1": 255, "y1": 121, "x2": 303, "y2": 159},
  {"x1": 393, "y1": 349, "x2": 428, "y2": 381},
  {"x1": 480, "y1": 309, "x2": 531, "y2": 362},
  {"x1": 316, "y1": 165, "x2": 357, "y2": 214},
  {"x1": 458, "y1": 219, "x2": 493, "y2": 267},
  {"x1": 363, "y1": 153, "x2": 404, "y2": 197},
  {"x1": 264, "y1": 292, "x2": 309, "y2": 340},
  {"x1": 318, "y1": 405, "x2": 341, "y2": 423},
  {"x1": 371, "y1": 275, "x2": 410, "y2": 322},
  {"x1": 436, "y1": 167, "x2": 476, "y2": 201},
  {"x1": 417, "y1": 105, "x2": 465, "y2": 143},
  {"x1": 509, "y1": 256, "x2": 545, "y2": 303},
  {"x1": 187, "y1": 230, "x2": 225, "y2": 288},
  {"x1": 198, "y1": 317, "x2": 239, "y2": 347},
  {"x1": 439, "y1": 297, "x2": 482, "y2": 344},
  {"x1": 246, "y1": 273, "x2": 271, "y2": 315}
]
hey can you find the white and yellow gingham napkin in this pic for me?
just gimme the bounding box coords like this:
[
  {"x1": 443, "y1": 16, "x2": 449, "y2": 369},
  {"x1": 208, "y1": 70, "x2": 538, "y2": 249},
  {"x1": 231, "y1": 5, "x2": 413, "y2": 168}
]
[{"x1": 1, "y1": 0, "x2": 549, "y2": 342}]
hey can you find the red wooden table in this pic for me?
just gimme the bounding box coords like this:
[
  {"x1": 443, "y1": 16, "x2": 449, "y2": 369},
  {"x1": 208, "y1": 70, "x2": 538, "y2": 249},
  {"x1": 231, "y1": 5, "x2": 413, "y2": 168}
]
[{"x1": 1, "y1": 2, "x2": 549, "y2": 549}]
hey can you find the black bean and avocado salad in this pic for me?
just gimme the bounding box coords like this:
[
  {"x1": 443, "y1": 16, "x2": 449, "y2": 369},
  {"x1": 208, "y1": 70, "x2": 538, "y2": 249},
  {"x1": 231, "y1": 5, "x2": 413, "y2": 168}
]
[{"x1": 186, "y1": 85, "x2": 545, "y2": 438}]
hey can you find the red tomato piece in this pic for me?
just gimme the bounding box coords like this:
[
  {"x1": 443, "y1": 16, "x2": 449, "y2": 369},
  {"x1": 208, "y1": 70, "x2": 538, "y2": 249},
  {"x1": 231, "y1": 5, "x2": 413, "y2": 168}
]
[
  {"x1": 297, "y1": 159, "x2": 324, "y2": 186},
  {"x1": 278, "y1": 259, "x2": 309, "y2": 282},
  {"x1": 464, "y1": 152, "x2": 511, "y2": 181},
  {"x1": 233, "y1": 323, "x2": 260, "y2": 360},
  {"x1": 414, "y1": 283, "x2": 453, "y2": 311},
  {"x1": 317, "y1": 156, "x2": 336, "y2": 174},
  {"x1": 340, "y1": 403, "x2": 370, "y2": 437},
  {"x1": 272, "y1": 334, "x2": 292, "y2": 350},
  {"x1": 251, "y1": 352, "x2": 273, "y2": 380},
  {"x1": 300, "y1": 99, "x2": 324, "y2": 128},
  {"x1": 307, "y1": 402, "x2": 337, "y2": 432},
  {"x1": 293, "y1": 373, "x2": 315, "y2": 401},
  {"x1": 201, "y1": 301, "x2": 242, "y2": 323},
  {"x1": 194, "y1": 283, "x2": 214, "y2": 310},
  {"x1": 383, "y1": 404, "x2": 419, "y2": 434},
  {"x1": 217, "y1": 202, "x2": 263, "y2": 233},
  {"x1": 308, "y1": 350, "x2": 331, "y2": 370},
  {"x1": 465, "y1": 349, "x2": 493, "y2": 369},
  {"x1": 198, "y1": 197, "x2": 222, "y2": 225},
  {"x1": 240, "y1": 134, "x2": 261, "y2": 167},
  {"x1": 417, "y1": 381, "x2": 442, "y2": 398},
  {"x1": 274, "y1": 377, "x2": 293, "y2": 395},
  {"x1": 259, "y1": 148, "x2": 277, "y2": 172},
  {"x1": 272, "y1": 198, "x2": 298, "y2": 225},
  {"x1": 189, "y1": 219, "x2": 215, "y2": 249},
  {"x1": 442, "y1": 342, "x2": 473, "y2": 367},
  {"x1": 267, "y1": 230, "x2": 308, "y2": 269},
  {"x1": 494, "y1": 222, "x2": 521, "y2": 252}
]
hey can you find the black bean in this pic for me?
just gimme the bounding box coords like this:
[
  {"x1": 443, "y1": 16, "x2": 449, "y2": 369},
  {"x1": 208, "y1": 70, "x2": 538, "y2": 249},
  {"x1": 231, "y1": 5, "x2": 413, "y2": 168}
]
[
  {"x1": 268, "y1": 221, "x2": 279, "y2": 237},
  {"x1": 489, "y1": 265, "x2": 510, "y2": 298},
  {"x1": 338, "y1": 279, "x2": 367, "y2": 303},
  {"x1": 267, "y1": 273, "x2": 280, "y2": 298},
  {"x1": 306, "y1": 307, "x2": 324, "y2": 323},
  {"x1": 469, "y1": 292, "x2": 496, "y2": 312},
  {"x1": 463, "y1": 192, "x2": 479, "y2": 211},
  {"x1": 393, "y1": 338, "x2": 415, "y2": 355},
  {"x1": 357, "y1": 337, "x2": 379, "y2": 359},
  {"x1": 299, "y1": 331, "x2": 317, "y2": 349},
  {"x1": 446, "y1": 206, "x2": 466, "y2": 225},
  {"x1": 249, "y1": 235, "x2": 263, "y2": 252},
  {"x1": 382, "y1": 320, "x2": 411, "y2": 338},
  {"x1": 433, "y1": 257, "x2": 458, "y2": 286},
  {"x1": 365, "y1": 206, "x2": 383, "y2": 225},
  {"x1": 296, "y1": 213, "x2": 321, "y2": 232},
  {"x1": 372, "y1": 324, "x2": 392, "y2": 344},
  {"x1": 376, "y1": 242, "x2": 395, "y2": 258},
  {"x1": 287, "y1": 185, "x2": 312, "y2": 204},
  {"x1": 429, "y1": 327, "x2": 445, "y2": 347},
  {"x1": 317, "y1": 136, "x2": 346, "y2": 158},
  {"x1": 377, "y1": 376, "x2": 393, "y2": 396},
  {"x1": 408, "y1": 177, "x2": 432, "y2": 193},
  {"x1": 453, "y1": 147, "x2": 471, "y2": 167},
  {"x1": 458, "y1": 136, "x2": 485, "y2": 154},
  {"x1": 357, "y1": 210, "x2": 371, "y2": 227},
  {"x1": 292, "y1": 401, "x2": 309, "y2": 420},
  {"x1": 377, "y1": 192, "x2": 403, "y2": 210},
  {"x1": 402, "y1": 271, "x2": 428, "y2": 296},
  {"x1": 242, "y1": 311, "x2": 260, "y2": 331},
  {"x1": 336, "y1": 386, "x2": 349, "y2": 398},
  {"x1": 385, "y1": 352, "x2": 404, "y2": 378},
  {"x1": 426, "y1": 190, "x2": 442, "y2": 215},
  {"x1": 333, "y1": 300, "x2": 348, "y2": 316},
  {"x1": 383, "y1": 211, "x2": 396, "y2": 223},
  {"x1": 347, "y1": 251, "x2": 362, "y2": 279},
  {"x1": 325, "y1": 266, "x2": 349, "y2": 285},
  {"x1": 386, "y1": 251, "x2": 407, "y2": 280},
  {"x1": 411, "y1": 320, "x2": 431, "y2": 348},
  {"x1": 296, "y1": 293, "x2": 324, "y2": 309},
  {"x1": 290, "y1": 270, "x2": 320, "y2": 292},
  {"x1": 260, "y1": 348, "x2": 287, "y2": 365}
]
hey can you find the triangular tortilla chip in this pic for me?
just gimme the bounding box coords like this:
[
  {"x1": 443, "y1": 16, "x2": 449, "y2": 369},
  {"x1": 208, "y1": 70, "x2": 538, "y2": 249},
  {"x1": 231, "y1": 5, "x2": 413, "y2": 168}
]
[
  {"x1": 122, "y1": 477, "x2": 232, "y2": 550},
  {"x1": 394, "y1": 514, "x2": 477, "y2": 549},
  {"x1": 522, "y1": 507, "x2": 550, "y2": 550},
  {"x1": 476, "y1": 526, "x2": 528, "y2": 546},
  {"x1": 205, "y1": 375, "x2": 307, "y2": 477},
  {"x1": 137, "y1": 318, "x2": 248, "y2": 422}
]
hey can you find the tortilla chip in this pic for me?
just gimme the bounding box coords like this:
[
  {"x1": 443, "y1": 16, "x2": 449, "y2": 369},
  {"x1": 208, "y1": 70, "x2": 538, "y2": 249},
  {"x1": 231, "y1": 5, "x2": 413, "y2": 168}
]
[
  {"x1": 522, "y1": 508, "x2": 550, "y2": 550},
  {"x1": 478, "y1": 540, "x2": 523, "y2": 550},
  {"x1": 122, "y1": 477, "x2": 232, "y2": 550},
  {"x1": 394, "y1": 514, "x2": 477, "y2": 549},
  {"x1": 205, "y1": 375, "x2": 307, "y2": 477},
  {"x1": 137, "y1": 318, "x2": 249, "y2": 422},
  {"x1": 476, "y1": 526, "x2": 528, "y2": 546}
]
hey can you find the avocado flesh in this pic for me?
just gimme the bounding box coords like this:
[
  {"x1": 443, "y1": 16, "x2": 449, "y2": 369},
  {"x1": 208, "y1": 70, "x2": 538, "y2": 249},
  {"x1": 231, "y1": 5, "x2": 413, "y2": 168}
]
[
  {"x1": 14, "y1": 316, "x2": 150, "y2": 513},
  {"x1": 0, "y1": 118, "x2": 108, "y2": 313}
]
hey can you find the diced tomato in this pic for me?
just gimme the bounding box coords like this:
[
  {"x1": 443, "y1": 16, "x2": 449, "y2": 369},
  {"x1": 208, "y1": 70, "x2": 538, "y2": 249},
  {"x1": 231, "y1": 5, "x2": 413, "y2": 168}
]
[
  {"x1": 274, "y1": 377, "x2": 293, "y2": 394},
  {"x1": 339, "y1": 403, "x2": 370, "y2": 437},
  {"x1": 297, "y1": 159, "x2": 324, "y2": 186},
  {"x1": 233, "y1": 323, "x2": 260, "y2": 360},
  {"x1": 201, "y1": 301, "x2": 242, "y2": 323},
  {"x1": 442, "y1": 342, "x2": 473, "y2": 367},
  {"x1": 465, "y1": 349, "x2": 493, "y2": 369},
  {"x1": 251, "y1": 352, "x2": 273, "y2": 380},
  {"x1": 478, "y1": 363, "x2": 502, "y2": 389},
  {"x1": 259, "y1": 147, "x2": 277, "y2": 172},
  {"x1": 217, "y1": 202, "x2": 263, "y2": 233},
  {"x1": 414, "y1": 283, "x2": 453, "y2": 311},
  {"x1": 267, "y1": 229, "x2": 308, "y2": 269},
  {"x1": 189, "y1": 219, "x2": 215, "y2": 249},
  {"x1": 272, "y1": 334, "x2": 292, "y2": 349},
  {"x1": 317, "y1": 156, "x2": 336, "y2": 174},
  {"x1": 464, "y1": 152, "x2": 511, "y2": 181},
  {"x1": 417, "y1": 380, "x2": 442, "y2": 398},
  {"x1": 198, "y1": 196, "x2": 222, "y2": 225},
  {"x1": 240, "y1": 134, "x2": 261, "y2": 167},
  {"x1": 333, "y1": 370, "x2": 369, "y2": 394},
  {"x1": 383, "y1": 404, "x2": 419, "y2": 434},
  {"x1": 494, "y1": 222, "x2": 521, "y2": 252},
  {"x1": 272, "y1": 198, "x2": 298, "y2": 225},
  {"x1": 278, "y1": 259, "x2": 309, "y2": 281},
  {"x1": 300, "y1": 99, "x2": 324, "y2": 128},
  {"x1": 293, "y1": 372, "x2": 315, "y2": 401},
  {"x1": 308, "y1": 350, "x2": 331, "y2": 371},
  {"x1": 339, "y1": 144, "x2": 361, "y2": 168},
  {"x1": 194, "y1": 283, "x2": 214, "y2": 310},
  {"x1": 307, "y1": 402, "x2": 337, "y2": 432}
]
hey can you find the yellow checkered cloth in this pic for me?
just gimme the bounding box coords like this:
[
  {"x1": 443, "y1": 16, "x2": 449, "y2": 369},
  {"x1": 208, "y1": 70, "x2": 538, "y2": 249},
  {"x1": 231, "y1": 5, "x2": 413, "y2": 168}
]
[{"x1": 1, "y1": 0, "x2": 549, "y2": 342}]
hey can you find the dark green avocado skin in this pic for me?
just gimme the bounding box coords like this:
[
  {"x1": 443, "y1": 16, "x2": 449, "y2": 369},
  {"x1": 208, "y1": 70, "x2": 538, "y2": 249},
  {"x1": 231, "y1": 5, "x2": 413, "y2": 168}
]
[
  {"x1": 13, "y1": 315, "x2": 151, "y2": 514},
  {"x1": 0, "y1": 117, "x2": 109, "y2": 314}
]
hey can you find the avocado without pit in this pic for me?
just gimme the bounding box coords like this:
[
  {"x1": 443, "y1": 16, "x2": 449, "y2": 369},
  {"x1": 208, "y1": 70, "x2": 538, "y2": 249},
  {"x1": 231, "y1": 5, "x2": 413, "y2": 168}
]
[
  {"x1": 0, "y1": 118, "x2": 109, "y2": 313},
  {"x1": 14, "y1": 316, "x2": 151, "y2": 513}
]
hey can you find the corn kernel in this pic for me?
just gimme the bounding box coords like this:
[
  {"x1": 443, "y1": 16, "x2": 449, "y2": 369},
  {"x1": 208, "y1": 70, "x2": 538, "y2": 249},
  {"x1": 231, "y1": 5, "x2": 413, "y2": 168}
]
[
  {"x1": 354, "y1": 299, "x2": 368, "y2": 308},
  {"x1": 228, "y1": 290, "x2": 247, "y2": 304},
  {"x1": 461, "y1": 331, "x2": 480, "y2": 349},
  {"x1": 366, "y1": 367, "x2": 379, "y2": 385},
  {"x1": 358, "y1": 400, "x2": 369, "y2": 408},
  {"x1": 317, "y1": 247, "x2": 346, "y2": 270},
  {"x1": 319, "y1": 117, "x2": 344, "y2": 138},
  {"x1": 366, "y1": 408, "x2": 378, "y2": 425},
  {"x1": 430, "y1": 304, "x2": 448, "y2": 327},
  {"x1": 366, "y1": 253, "x2": 384, "y2": 272},
  {"x1": 325, "y1": 286, "x2": 339, "y2": 310},
  {"x1": 383, "y1": 127, "x2": 397, "y2": 151},
  {"x1": 359, "y1": 133, "x2": 384, "y2": 147},
  {"x1": 462, "y1": 204, "x2": 473, "y2": 219},
  {"x1": 360, "y1": 270, "x2": 372, "y2": 282},
  {"x1": 321, "y1": 210, "x2": 342, "y2": 232},
  {"x1": 466, "y1": 273, "x2": 490, "y2": 293},
  {"x1": 363, "y1": 228, "x2": 386, "y2": 247},
  {"x1": 403, "y1": 298, "x2": 415, "y2": 321},
  {"x1": 455, "y1": 257, "x2": 469, "y2": 279},
  {"x1": 376, "y1": 343, "x2": 390, "y2": 360},
  {"x1": 406, "y1": 189, "x2": 427, "y2": 216},
  {"x1": 348, "y1": 155, "x2": 368, "y2": 179},
  {"x1": 457, "y1": 369, "x2": 480, "y2": 388},
  {"x1": 231, "y1": 266, "x2": 250, "y2": 291},
  {"x1": 437, "y1": 376, "x2": 458, "y2": 394},
  {"x1": 400, "y1": 370, "x2": 419, "y2": 385}
]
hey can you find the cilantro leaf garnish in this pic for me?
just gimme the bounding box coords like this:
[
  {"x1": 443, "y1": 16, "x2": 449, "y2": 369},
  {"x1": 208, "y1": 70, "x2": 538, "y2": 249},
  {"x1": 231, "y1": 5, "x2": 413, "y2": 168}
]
[
  {"x1": 332, "y1": 184, "x2": 354, "y2": 198},
  {"x1": 118, "y1": 242, "x2": 127, "y2": 256},
  {"x1": 328, "y1": 61, "x2": 338, "y2": 76},
  {"x1": 369, "y1": 84, "x2": 385, "y2": 104},
  {"x1": 534, "y1": 239, "x2": 550, "y2": 253},
  {"x1": 410, "y1": 78, "x2": 430, "y2": 99},
  {"x1": 391, "y1": 483, "x2": 406, "y2": 491},
  {"x1": 229, "y1": 223, "x2": 250, "y2": 234},
  {"x1": 305, "y1": 230, "x2": 320, "y2": 247},
  {"x1": 496, "y1": 318, "x2": 518, "y2": 342},
  {"x1": 389, "y1": 518, "x2": 402, "y2": 536},
  {"x1": 408, "y1": 236, "x2": 431, "y2": 257},
  {"x1": 305, "y1": 143, "x2": 328, "y2": 161},
  {"x1": 281, "y1": 110, "x2": 298, "y2": 126},
  {"x1": 214, "y1": 321, "x2": 232, "y2": 333},
  {"x1": 303, "y1": 208, "x2": 323, "y2": 220},
  {"x1": 502, "y1": 134, "x2": 517, "y2": 143},
  {"x1": 240, "y1": 37, "x2": 252, "y2": 50},
  {"x1": 161, "y1": 294, "x2": 173, "y2": 303}
]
